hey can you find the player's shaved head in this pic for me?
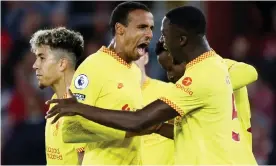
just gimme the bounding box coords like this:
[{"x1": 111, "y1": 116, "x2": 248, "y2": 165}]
[
  {"x1": 165, "y1": 6, "x2": 206, "y2": 36},
  {"x1": 109, "y1": 1, "x2": 150, "y2": 36},
  {"x1": 160, "y1": 6, "x2": 208, "y2": 64},
  {"x1": 108, "y1": 1, "x2": 153, "y2": 62}
]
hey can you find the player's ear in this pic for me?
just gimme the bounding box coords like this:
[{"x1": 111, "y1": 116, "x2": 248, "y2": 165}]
[
  {"x1": 180, "y1": 35, "x2": 187, "y2": 47},
  {"x1": 115, "y1": 23, "x2": 125, "y2": 36},
  {"x1": 59, "y1": 58, "x2": 67, "y2": 72}
]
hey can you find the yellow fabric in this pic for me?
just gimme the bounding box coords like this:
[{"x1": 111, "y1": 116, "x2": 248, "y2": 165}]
[
  {"x1": 141, "y1": 59, "x2": 257, "y2": 165},
  {"x1": 62, "y1": 46, "x2": 143, "y2": 165},
  {"x1": 224, "y1": 59, "x2": 257, "y2": 164},
  {"x1": 160, "y1": 52, "x2": 235, "y2": 164},
  {"x1": 234, "y1": 87, "x2": 253, "y2": 150},
  {"x1": 224, "y1": 59, "x2": 258, "y2": 90},
  {"x1": 45, "y1": 94, "x2": 85, "y2": 165},
  {"x1": 141, "y1": 78, "x2": 174, "y2": 165}
]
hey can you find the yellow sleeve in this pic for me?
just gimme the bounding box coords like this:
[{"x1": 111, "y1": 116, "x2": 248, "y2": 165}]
[
  {"x1": 224, "y1": 59, "x2": 258, "y2": 90},
  {"x1": 61, "y1": 58, "x2": 126, "y2": 143},
  {"x1": 61, "y1": 116, "x2": 126, "y2": 143},
  {"x1": 70, "y1": 60, "x2": 104, "y2": 105}
]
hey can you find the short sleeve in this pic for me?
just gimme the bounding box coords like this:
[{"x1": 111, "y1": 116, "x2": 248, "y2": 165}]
[
  {"x1": 70, "y1": 61, "x2": 105, "y2": 106},
  {"x1": 224, "y1": 59, "x2": 258, "y2": 90}
]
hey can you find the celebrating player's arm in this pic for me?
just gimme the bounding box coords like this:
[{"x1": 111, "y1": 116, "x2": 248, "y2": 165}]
[
  {"x1": 46, "y1": 61, "x2": 211, "y2": 136},
  {"x1": 46, "y1": 87, "x2": 179, "y2": 131},
  {"x1": 153, "y1": 123, "x2": 174, "y2": 139},
  {"x1": 58, "y1": 61, "x2": 159, "y2": 143}
]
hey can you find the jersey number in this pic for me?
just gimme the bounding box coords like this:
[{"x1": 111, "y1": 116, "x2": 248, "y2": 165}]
[{"x1": 232, "y1": 94, "x2": 240, "y2": 142}]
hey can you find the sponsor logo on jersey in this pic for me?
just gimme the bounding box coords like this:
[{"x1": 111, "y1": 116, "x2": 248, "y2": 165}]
[
  {"x1": 176, "y1": 83, "x2": 193, "y2": 96},
  {"x1": 182, "y1": 77, "x2": 192, "y2": 86},
  {"x1": 73, "y1": 93, "x2": 86, "y2": 101}
]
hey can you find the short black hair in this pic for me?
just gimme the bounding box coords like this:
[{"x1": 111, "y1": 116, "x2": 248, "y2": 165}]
[
  {"x1": 166, "y1": 6, "x2": 206, "y2": 35},
  {"x1": 109, "y1": 1, "x2": 150, "y2": 36}
]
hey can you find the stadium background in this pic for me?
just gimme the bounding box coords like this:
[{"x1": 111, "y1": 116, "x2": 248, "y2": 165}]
[{"x1": 1, "y1": 1, "x2": 276, "y2": 165}]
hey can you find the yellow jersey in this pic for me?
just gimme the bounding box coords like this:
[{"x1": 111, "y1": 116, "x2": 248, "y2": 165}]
[
  {"x1": 140, "y1": 59, "x2": 257, "y2": 165},
  {"x1": 225, "y1": 59, "x2": 257, "y2": 164},
  {"x1": 141, "y1": 77, "x2": 174, "y2": 165},
  {"x1": 234, "y1": 87, "x2": 253, "y2": 150},
  {"x1": 225, "y1": 59, "x2": 257, "y2": 150},
  {"x1": 62, "y1": 46, "x2": 143, "y2": 165},
  {"x1": 46, "y1": 94, "x2": 85, "y2": 165},
  {"x1": 159, "y1": 50, "x2": 234, "y2": 164}
]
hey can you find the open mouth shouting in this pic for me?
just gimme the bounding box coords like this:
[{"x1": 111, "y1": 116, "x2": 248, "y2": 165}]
[{"x1": 137, "y1": 42, "x2": 149, "y2": 57}]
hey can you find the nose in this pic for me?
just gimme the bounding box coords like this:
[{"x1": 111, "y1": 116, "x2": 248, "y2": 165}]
[
  {"x1": 145, "y1": 29, "x2": 153, "y2": 40},
  {"x1": 32, "y1": 60, "x2": 38, "y2": 70}
]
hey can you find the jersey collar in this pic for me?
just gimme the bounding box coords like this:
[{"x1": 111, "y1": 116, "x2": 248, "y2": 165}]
[
  {"x1": 186, "y1": 49, "x2": 216, "y2": 69},
  {"x1": 99, "y1": 46, "x2": 132, "y2": 68}
]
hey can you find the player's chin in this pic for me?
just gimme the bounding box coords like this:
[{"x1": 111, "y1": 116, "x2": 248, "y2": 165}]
[
  {"x1": 167, "y1": 75, "x2": 178, "y2": 83},
  {"x1": 38, "y1": 82, "x2": 47, "y2": 89}
]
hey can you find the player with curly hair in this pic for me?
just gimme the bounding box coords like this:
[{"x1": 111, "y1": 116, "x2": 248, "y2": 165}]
[{"x1": 30, "y1": 27, "x2": 85, "y2": 165}]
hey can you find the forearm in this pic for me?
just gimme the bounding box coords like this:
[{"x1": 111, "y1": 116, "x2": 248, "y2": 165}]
[
  {"x1": 125, "y1": 124, "x2": 163, "y2": 138},
  {"x1": 78, "y1": 100, "x2": 178, "y2": 132},
  {"x1": 155, "y1": 123, "x2": 174, "y2": 139}
]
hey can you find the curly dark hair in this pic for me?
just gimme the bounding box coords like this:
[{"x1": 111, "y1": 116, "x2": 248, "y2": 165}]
[{"x1": 30, "y1": 27, "x2": 84, "y2": 68}]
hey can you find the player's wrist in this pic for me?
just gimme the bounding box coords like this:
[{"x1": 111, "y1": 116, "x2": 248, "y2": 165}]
[
  {"x1": 154, "y1": 123, "x2": 164, "y2": 133},
  {"x1": 76, "y1": 103, "x2": 92, "y2": 117}
]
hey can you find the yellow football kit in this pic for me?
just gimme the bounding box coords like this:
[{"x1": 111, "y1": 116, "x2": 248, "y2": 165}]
[
  {"x1": 225, "y1": 59, "x2": 257, "y2": 150},
  {"x1": 234, "y1": 87, "x2": 253, "y2": 149},
  {"x1": 225, "y1": 59, "x2": 258, "y2": 164},
  {"x1": 159, "y1": 50, "x2": 235, "y2": 164},
  {"x1": 46, "y1": 94, "x2": 85, "y2": 165},
  {"x1": 61, "y1": 46, "x2": 143, "y2": 165},
  {"x1": 141, "y1": 77, "x2": 174, "y2": 165}
]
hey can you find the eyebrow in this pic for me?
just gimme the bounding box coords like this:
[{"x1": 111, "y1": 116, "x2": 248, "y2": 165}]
[
  {"x1": 137, "y1": 24, "x2": 154, "y2": 30},
  {"x1": 36, "y1": 53, "x2": 44, "y2": 57}
]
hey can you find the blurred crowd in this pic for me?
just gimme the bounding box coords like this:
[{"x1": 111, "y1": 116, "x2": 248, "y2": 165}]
[{"x1": 1, "y1": 1, "x2": 276, "y2": 165}]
